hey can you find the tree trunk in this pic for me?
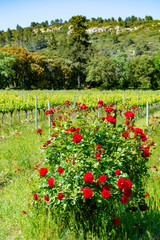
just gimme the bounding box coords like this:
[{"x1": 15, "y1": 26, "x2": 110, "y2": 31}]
[{"x1": 78, "y1": 72, "x2": 81, "y2": 90}]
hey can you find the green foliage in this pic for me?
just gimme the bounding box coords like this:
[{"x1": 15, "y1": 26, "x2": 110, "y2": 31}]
[
  {"x1": 130, "y1": 55, "x2": 156, "y2": 88},
  {"x1": 113, "y1": 52, "x2": 130, "y2": 88},
  {"x1": 1, "y1": 16, "x2": 160, "y2": 90},
  {"x1": 86, "y1": 54, "x2": 117, "y2": 89},
  {"x1": 47, "y1": 32, "x2": 57, "y2": 50},
  {"x1": 67, "y1": 15, "x2": 92, "y2": 89},
  {"x1": 0, "y1": 51, "x2": 17, "y2": 88},
  {"x1": 0, "y1": 46, "x2": 47, "y2": 89}
]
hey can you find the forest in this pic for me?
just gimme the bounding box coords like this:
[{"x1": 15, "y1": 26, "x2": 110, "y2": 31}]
[{"x1": 0, "y1": 15, "x2": 160, "y2": 89}]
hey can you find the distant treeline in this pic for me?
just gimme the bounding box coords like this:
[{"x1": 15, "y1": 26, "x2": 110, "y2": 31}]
[
  {"x1": 0, "y1": 46, "x2": 160, "y2": 90},
  {"x1": 0, "y1": 15, "x2": 160, "y2": 90}
]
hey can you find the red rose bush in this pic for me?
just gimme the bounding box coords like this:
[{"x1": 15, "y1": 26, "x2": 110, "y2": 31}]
[{"x1": 31, "y1": 105, "x2": 152, "y2": 229}]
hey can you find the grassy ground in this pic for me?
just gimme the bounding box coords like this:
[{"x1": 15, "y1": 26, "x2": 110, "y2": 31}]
[{"x1": 0, "y1": 109, "x2": 160, "y2": 240}]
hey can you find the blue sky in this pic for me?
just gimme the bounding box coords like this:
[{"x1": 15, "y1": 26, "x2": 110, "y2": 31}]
[{"x1": 0, "y1": 0, "x2": 160, "y2": 31}]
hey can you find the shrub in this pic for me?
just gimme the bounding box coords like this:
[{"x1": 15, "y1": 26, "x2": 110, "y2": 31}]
[{"x1": 30, "y1": 105, "x2": 152, "y2": 230}]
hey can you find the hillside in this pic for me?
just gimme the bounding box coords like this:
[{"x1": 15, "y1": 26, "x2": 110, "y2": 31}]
[{"x1": 1, "y1": 19, "x2": 160, "y2": 56}]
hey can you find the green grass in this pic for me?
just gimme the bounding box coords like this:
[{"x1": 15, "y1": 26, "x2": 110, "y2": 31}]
[{"x1": 0, "y1": 108, "x2": 160, "y2": 240}]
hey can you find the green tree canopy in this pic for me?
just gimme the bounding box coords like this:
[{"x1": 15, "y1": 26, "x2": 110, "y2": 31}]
[
  {"x1": 0, "y1": 51, "x2": 17, "y2": 88},
  {"x1": 67, "y1": 15, "x2": 92, "y2": 89},
  {"x1": 130, "y1": 55, "x2": 156, "y2": 88},
  {"x1": 86, "y1": 54, "x2": 117, "y2": 89}
]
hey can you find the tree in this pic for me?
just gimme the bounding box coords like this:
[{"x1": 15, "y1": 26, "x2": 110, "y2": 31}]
[
  {"x1": 129, "y1": 55, "x2": 156, "y2": 88},
  {"x1": 46, "y1": 57, "x2": 72, "y2": 89},
  {"x1": 47, "y1": 33, "x2": 57, "y2": 50},
  {"x1": 0, "y1": 31, "x2": 6, "y2": 47},
  {"x1": 0, "y1": 51, "x2": 17, "y2": 88},
  {"x1": 113, "y1": 52, "x2": 130, "y2": 88},
  {"x1": 145, "y1": 16, "x2": 153, "y2": 21},
  {"x1": 86, "y1": 54, "x2": 117, "y2": 89},
  {"x1": 55, "y1": 19, "x2": 60, "y2": 23},
  {"x1": 16, "y1": 24, "x2": 24, "y2": 33},
  {"x1": 67, "y1": 15, "x2": 92, "y2": 89},
  {"x1": 97, "y1": 17, "x2": 103, "y2": 23},
  {"x1": 0, "y1": 46, "x2": 46, "y2": 89},
  {"x1": 6, "y1": 28, "x2": 13, "y2": 41},
  {"x1": 153, "y1": 50, "x2": 160, "y2": 88},
  {"x1": 130, "y1": 15, "x2": 137, "y2": 23},
  {"x1": 50, "y1": 20, "x2": 55, "y2": 25},
  {"x1": 118, "y1": 17, "x2": 122, "y2": 22}
]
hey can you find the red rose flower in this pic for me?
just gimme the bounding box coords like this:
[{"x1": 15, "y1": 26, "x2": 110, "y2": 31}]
[
  {"x1": 65, "y1": 100, "x2": 70, "y2": 104},
  {"x1": 80, "y1": 103, "x2": 87, "y2": 110},
  {"x1": 124, "y1": 111, "x2": 134, "y2": 119},
  {"x1": 140, "y1": 133, "x2": 147, "y2": 142},
  {"x1": 44, "y1": 196, "x2": 49, "y2": 201},
  {"x1": 113, "y1": 217, "x2": 120, "y2": 226},
  {"x1": 99, "y1": 174, "x2": 107, "y2": 183},
  {"x1": 115, "y1": 170, "x2": 121, "y2": 175},
  {"x1": 98, "y1": 100, "x2": 104, "y2": 105},
  {"x1": 102, "y1": 117, "x2": 106, "y2": 121},
  {"x1": 57, "y1": 193, "x2": 65, "y2": 199},
  {"x1": 125, "y1": 121, "x2": 130, "y2": 125},
  {"x1": 117, "y1": 178, "x2": 126, "y2": 189},
  {"x1": 101, "y1": 149, "x2": 105, "y2": 153},
  {"x1": 57, "y1": 167, "x2": 64, "y2": 173},
  {"x1": 76, "y1": 127, "x2": 80, "y2": 132},
  {"x1": 134, "y1": 128, "x2": 143, "y2": 134},
  {"x1": 40, "y1": 168, "x2": 48, "y2": 177},
  {"x1": 105, "y1": 107, "x2": 113, "y2": 113},
  {"x1": 139, "y1": 205, "x2": 147, "y2": 211},
  {"x1": 124, "y1": 180, "x2": 132, "y2": 190},
  {"x1": 83, "y1": 187, "x2": 93, "y2": 198},
  {"x1": 109, "y1": 103, "x2": 113, "y2": 107},
  {"x1": 105, "y1": 115, "x2": 116, "y2": 124},
  {"x1": 127, "y1": 126, "x2": 134, "y2": 130},
  {"x1": 102, "y1": 184, "x2": 111, "y2": 191},
  {"x1": 22, "y1": 211, "x2": 26, "y2": 214},
  {"x1": 96, "y1": 144, "x2": 101, "y2": 149},
  {"x1": 33, "y1": 193, "x2": 38, "y2": 200},
  {"x1": 95, "y1": 152, "x2": 101, "y2": 158},
  {"x1": 37, "y1": 129, "x2": 42, "y2": 133},
  {"x1": 142, "y1": 149, "x2": 150, "y2": 158},
  {"x1": 73, "y1": 133, "x2": 83, "y2": 143},
  {"x1": 52, "y1": 122, "x2": 56, "y2": 126},
  {"x1": 121, "y1": 196, "x2": 128, "y2": 203},
  {"x1": 101, "y1": 190, "x2": 111, "y2": 198},
  {"x1": 69, "y1": 127, "x2": 76, "y2": 132},
  {"x1": 45, "y1": 110, "x2": 50, "y2": 115},
  {"x1": 122, "y1": 131, "x2": 130, "y2": 138},
  {"x1": 84, "y1": 171, "x2": 94, "y2": 183},
  {"x1": 124, "y1": 189, "x2": 132, "y2": 197},
  {"x1": 48, "y1": 178, "x2": 54, "y2": 187},
  {"x1": 46, "y1": 140, "x2": 51, "y2": 144},
  {"x1": 43, "y1": 144, "x2": 47, "y2": 148}
]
